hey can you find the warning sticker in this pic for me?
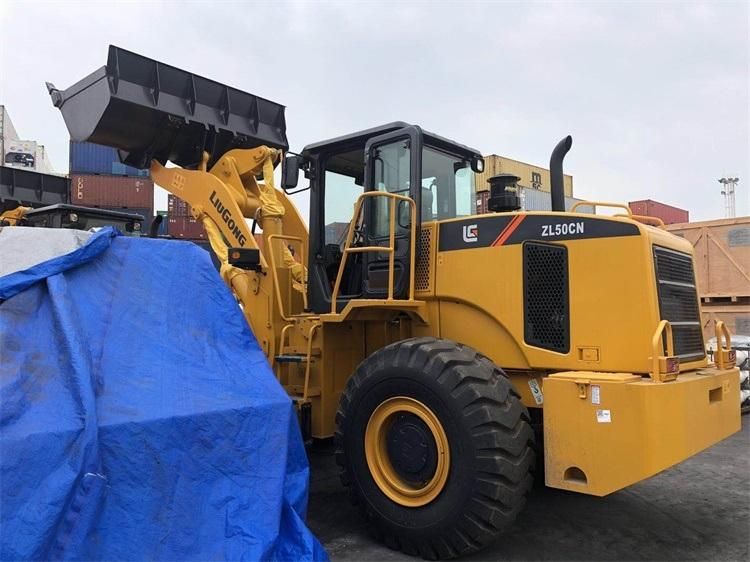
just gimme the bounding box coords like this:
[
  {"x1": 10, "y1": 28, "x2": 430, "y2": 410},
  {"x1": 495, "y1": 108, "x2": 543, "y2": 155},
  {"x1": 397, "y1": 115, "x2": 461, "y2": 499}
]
[
  {"x1": 528, "y1": 379, "x2": 544, "y2": 405},
  {"x1": 591, "y1": 385, "x2": 601, "y2": 405},
  {"x1": 596, "y1": 409, "x2": 612, "y2": 423}
]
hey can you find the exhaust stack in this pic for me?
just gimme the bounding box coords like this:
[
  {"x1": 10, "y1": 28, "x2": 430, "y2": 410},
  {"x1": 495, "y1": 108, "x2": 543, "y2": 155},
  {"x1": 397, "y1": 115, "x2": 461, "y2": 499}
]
[{"x1": 550, "y1": 135, "x2": 572, "y2": 212}]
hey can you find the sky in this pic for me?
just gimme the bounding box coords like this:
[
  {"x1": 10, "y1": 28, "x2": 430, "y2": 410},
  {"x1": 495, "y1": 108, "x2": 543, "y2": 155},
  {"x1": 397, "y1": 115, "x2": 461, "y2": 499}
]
[{"x1": 1, "y1": 0, "x2": 748, "y2": 221}]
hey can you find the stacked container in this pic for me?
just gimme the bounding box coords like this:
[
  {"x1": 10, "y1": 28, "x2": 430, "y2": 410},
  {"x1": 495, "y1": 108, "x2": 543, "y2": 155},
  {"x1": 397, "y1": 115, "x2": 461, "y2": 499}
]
[
  {"x1": 166, "y1": 194, "x2": 206, "y2": 240},
  {"x1": 68, "y1": 140, "x2": 154, "y2": 231},
  {"x1": 70, "y1": 141, "x2": 149, "y2": 177},
  {"x1": 629, "y1": 199, "x2": 688, "y2": 225},
  {"x1": 475, "y1": 187, "x2": 592, "y2": 215}
]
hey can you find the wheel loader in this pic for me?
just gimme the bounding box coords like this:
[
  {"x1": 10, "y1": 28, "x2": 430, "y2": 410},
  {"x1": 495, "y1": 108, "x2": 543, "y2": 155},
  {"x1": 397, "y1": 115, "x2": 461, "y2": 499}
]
[{"x1": 45, "y1": 46, "x2": 740, "y2": 559}]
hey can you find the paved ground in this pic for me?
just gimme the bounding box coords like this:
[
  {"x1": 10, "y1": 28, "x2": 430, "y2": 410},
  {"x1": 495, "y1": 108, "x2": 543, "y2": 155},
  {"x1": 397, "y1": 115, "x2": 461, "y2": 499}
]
[{"x1": 307, "y1": 417, "x2": 749, "y2": 561}]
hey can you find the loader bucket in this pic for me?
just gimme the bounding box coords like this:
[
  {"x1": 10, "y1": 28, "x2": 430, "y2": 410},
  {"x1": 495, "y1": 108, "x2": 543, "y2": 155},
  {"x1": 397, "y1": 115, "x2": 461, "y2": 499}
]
[{"x1": 48, "y1": 45, "x2": 288, "y2": 169}]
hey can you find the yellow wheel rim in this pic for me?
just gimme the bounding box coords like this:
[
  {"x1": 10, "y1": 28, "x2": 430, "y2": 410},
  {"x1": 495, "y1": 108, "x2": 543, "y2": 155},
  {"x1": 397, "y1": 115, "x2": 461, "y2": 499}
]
[{"x1": 364, "y1": 396, "x2": 450, "y2": 507}]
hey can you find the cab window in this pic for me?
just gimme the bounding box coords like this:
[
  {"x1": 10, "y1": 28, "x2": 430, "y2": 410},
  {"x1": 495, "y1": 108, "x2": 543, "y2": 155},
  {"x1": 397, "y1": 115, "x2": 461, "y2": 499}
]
[{"x1": 421, "y1": 146, "x2": 475, "y2": 222}]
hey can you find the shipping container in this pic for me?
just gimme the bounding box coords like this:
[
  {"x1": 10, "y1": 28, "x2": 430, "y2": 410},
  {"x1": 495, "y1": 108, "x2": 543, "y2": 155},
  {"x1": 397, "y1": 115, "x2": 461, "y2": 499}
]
[
  {"x1": 69, "y1": 141, "x2": 149, "y2": 177},
  {"x1": 70, "y1": 174, "x2": 154, "y2": 208},
  {"x1": 475, "y1": 154, "x2": 573, "y2": 197},
  {"x1": 4, "y1": 139, "x2": 37, "y2": 170},
  {"x1": 35, "y1": 145, "x2": 54, "y2": 174},
  {"x1": 476, "y1": 191, "x2": 490, "y2": 214},
  {"x1": 701, "y1": 304, "x2": 750, "y2": 339},
  {"x1": 628, "y1": 199, "x2": 688, "y2": 225},
  {"x1": 520, "y1": 187, "x2": 593, "y2": 213},
  {"x1": 0, "y1": 105, "x2": 20, "y2": 143},
  {"x1": 666, "y1": 216, "x2": 750, "y2": 299},
  {"x1": 167, "y1": 215, "x2": 206, "y2": 239},
  {"x1": 475, "y1": 187, "x2": 592, "y2": 214},
  {"x1": 167, "y1": 194, "x2": 190, "y2": 217}
]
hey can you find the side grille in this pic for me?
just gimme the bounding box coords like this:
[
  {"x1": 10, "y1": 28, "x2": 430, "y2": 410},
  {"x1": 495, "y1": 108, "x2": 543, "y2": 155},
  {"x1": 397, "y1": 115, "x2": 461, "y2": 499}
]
[
  {"x1": 653, "y1": 246, "x2": 704, "y2": 361},
  {"x1": 415, "y1": 227, "x2": 431, "y2": 292},
  {"x1": 524, "y1": 242, "x2": 570, "y2": 353}
]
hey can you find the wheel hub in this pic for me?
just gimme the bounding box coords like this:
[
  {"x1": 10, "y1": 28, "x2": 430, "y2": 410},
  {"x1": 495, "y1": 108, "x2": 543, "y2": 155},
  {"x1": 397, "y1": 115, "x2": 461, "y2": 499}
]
[
  {"x1": 386, "y1": 413, "x2": 438, "y2": 485},
  {"x1": 364, "y1": 397, "x2": 450, "y2": 507}
]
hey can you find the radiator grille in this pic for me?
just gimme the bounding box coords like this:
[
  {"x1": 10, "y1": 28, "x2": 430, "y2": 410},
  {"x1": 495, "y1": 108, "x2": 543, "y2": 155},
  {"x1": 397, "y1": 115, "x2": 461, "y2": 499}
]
[
  {"x1": 524, "y1": 242, "x2": 569, "y2": 353},
  {"x1": 653, "y1": 246, "x2": 705, "y2": 361},
  {"x1": 415, "y1": 227, "x2": 431, "y2": 292}
]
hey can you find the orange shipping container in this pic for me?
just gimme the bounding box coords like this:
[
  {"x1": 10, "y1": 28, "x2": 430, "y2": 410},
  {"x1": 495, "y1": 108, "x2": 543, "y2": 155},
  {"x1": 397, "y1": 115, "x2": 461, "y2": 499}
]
[
  {"x1": 70, "y1": 174, "x2": 154, "y2": 208},
  {"x1": 629, "y1": 199, "x2": 688, "y2": 225},
  {"x1": 167, "y1": 194, "x2": 191, "y2": 217},
  {"x1": 168, "y1": 216, "x2": 206, "y2": 239}
]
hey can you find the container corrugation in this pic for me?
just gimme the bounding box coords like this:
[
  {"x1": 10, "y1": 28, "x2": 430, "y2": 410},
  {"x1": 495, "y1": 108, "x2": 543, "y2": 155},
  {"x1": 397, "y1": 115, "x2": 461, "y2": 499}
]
[
  {"x1": 167, "y1": 216, "x2": 206, "y2": 239},
  {"x1": 475, "y1": 187, "x2": 592, "y2": 214},
  {"x1": 666, "y1": 216, "x2": 750, "y2": 298},
  {"x1": 476, "y1": 154, "x2": 574, "y2": 197},
  {"x1": 167, "y1": 194, "x2": 191, "y2": 217},
  {"x1": 476, "y1": 191, "x2": 490, "y2": 214},
  {"x1": 69, "y1": 141, "x2": 149, "y2": 177},
  {"x1": 70, "y1": 174, "x2": 154, "y2": 208},
  {"x1": 629, "y1": 199, "x2": 688, "y2": 225},
  {"x1": 521, "y1": 187, "x2": 592, "y2": 213}
]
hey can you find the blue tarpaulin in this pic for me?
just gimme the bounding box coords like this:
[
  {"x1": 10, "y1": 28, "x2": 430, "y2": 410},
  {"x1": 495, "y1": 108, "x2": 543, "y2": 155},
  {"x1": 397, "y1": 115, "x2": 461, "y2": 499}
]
[{"x1": 0, "y1": 228, "x2": 326, "y2": 561}]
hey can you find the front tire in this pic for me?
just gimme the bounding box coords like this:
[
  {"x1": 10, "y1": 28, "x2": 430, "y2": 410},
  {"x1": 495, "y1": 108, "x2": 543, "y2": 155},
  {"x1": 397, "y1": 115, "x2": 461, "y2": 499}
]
[{"x1": 335, "y1": 337, "x2": 535, "y2": 559}]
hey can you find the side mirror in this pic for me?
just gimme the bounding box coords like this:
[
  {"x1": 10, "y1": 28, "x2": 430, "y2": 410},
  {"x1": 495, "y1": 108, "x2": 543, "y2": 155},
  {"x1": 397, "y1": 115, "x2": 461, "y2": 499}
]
[
  {"x1": 471, "y1": 156, "x2": 485, "y2": 173},
  {"x1": 281, "y1": 154, "x2": 301, "y2": 191}
]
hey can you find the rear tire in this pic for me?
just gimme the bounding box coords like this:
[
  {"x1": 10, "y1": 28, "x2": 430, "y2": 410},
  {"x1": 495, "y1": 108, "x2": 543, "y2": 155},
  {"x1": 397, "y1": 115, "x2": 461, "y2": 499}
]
[{"x1": 335, "y1": 337, "x2": 535, "y2": 559}]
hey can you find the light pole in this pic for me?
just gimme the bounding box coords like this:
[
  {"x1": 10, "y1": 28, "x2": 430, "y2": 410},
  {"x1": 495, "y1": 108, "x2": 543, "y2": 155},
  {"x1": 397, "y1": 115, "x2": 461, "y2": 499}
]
[{"x1": 718, "y1": 177, "x2": 739, "y2": 218}]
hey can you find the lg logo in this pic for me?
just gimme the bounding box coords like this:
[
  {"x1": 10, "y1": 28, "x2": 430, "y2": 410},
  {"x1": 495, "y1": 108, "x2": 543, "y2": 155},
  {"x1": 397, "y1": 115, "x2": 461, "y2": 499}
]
[{"x1": 462, "y1": 224, "x2": 478, "y2": 243}]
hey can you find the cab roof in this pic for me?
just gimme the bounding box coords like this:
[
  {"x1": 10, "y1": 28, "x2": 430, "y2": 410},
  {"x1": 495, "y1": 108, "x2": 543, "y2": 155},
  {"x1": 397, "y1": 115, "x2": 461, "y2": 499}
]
[{"x1": 300, "y1": 121, "x2": 482, "y2": 161}]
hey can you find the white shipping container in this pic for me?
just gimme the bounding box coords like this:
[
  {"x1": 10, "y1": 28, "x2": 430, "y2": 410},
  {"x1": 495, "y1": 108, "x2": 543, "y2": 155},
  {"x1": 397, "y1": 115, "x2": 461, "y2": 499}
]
[
  {"x1": 519, "y1": 187, "x2": 593, "y2": 213},
  {"x1": 3, "y1": 139, "x2": 38, "y2": 170},
  {"x1": 35, "y1": 145, "x2": 54, "y2": 174},
  {"x1": 0, "y1": 105, "x2": 20, "y2": 143}
]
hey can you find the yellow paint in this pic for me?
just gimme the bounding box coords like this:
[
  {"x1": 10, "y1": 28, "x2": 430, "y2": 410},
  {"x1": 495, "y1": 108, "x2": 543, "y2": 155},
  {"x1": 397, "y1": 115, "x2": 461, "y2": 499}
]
[
  {"x1": 543, "y1": 367, "x2": 741, "y2": 496},
  {"x1": 141, "y1": 143, "x2": 739, "y2": 498},
  {"x1": 365, "y1": 397, "x2": 450, "y2": 507}
]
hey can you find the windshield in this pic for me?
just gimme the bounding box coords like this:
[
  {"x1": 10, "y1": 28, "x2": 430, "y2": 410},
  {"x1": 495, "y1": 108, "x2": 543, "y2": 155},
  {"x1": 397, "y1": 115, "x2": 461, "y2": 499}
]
[{"x1": 421, "y1": 146, "x2": 475, "y2": 222}]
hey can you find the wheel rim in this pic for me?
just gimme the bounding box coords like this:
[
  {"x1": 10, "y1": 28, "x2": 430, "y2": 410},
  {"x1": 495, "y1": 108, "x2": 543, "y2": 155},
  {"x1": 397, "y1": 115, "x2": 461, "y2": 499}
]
[{"x1": 365, "y1": 396, "x2": 450, "y2": 507}]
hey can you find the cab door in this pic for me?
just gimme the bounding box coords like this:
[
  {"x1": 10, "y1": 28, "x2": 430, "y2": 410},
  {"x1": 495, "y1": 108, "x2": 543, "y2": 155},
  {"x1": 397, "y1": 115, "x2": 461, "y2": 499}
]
[{"x1": 361, "y1": 126, "x2": 422, "y2": 299}]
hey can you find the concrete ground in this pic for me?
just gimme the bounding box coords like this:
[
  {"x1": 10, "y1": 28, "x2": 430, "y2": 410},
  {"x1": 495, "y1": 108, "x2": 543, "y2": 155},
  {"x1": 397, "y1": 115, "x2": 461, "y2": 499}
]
[{"x1": 307, "y1": 417, "x2": 749, "y2": 561}]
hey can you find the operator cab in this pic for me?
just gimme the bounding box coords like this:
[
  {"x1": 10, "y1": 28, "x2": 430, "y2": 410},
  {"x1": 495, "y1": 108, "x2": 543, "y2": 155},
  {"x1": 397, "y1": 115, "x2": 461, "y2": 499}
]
[{"x1": 283, "y1": 122, "x2": 483, "y2": 314}]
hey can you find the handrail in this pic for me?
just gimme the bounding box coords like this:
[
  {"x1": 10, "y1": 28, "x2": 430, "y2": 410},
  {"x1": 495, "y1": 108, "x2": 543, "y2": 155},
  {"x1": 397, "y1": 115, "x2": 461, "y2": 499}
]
[
  {"x1": 714, "y1": 320, "x2": 736, "y2": 370},
  {"x1": 572, "y1": 200, "x2": 666, "y2": 229},
  {"x1": 615, "y1": 213, "x2": 666, "y2": 229},
  {"x1": 267, "y1": 234, "x2": 308, "y2": 321},
  {"x1": 331, "y1": 191, "x2": 417, "y2": 314},
  {"x1": 650, "y1": 319, "x2": 677, "y2": 382}
]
